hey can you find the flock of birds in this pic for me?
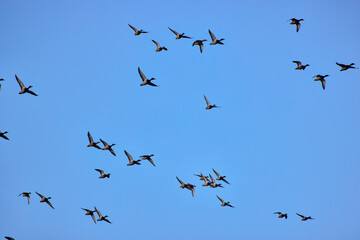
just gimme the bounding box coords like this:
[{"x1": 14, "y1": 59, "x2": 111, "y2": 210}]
[{"x1": 2, "y1": 17, "x2": 358, "y2": 239}]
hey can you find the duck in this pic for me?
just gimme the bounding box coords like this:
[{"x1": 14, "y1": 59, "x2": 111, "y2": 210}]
[
  {"x1": 208, "y1": 29, "x2": 224, "y2": 45},
  {"x1": 15, "y1": 75, "x2": 38, "y2": 96},
  {"x1": 87, "y1": 131, "x2": 101, "y2": 149},
  {"x1": 95, "y1": 169, "x2": 110, "y2": 179},
  {"x1": 35, "y1": 192, "x2": 54, "y2": 209},
  {"x1": 152, "y1": 40, "x2": 167, "y2": 52},
  {"x1": 81, "y1": 208, "x2": 97, "y2": 224},
  {"x1": 138, "y1": 67, "x2": 158, "y2": 87},
  {"x1": 201, "y1": 174, "x2": 212, "y2": 187},
  {"x1": 209, "y1": 174, "x2": 223, "y2": 188},
  {"x1": 336, "y1": 62, "x2": 358, "y2": 71},
  {"x1": 216, "y1": 195, "x2": 234, "y2": 208},
  {"x1": 0, "y1": 131, "x2": 9, "y2": 140},
  {"x1": 168, "y1": 27, "x2": 191, "y2": 39},
  {"x1": 274, "y1": 212, "x2": 288, "y2": 219},
  {"x1": 292, "y1": 61, "x2": 310, "y2": 70},
  {"x1": 192, "y1": 40, "x2": 207, "y2": 53},
  {"x1": 313, "y1": 74, "x2": 329, "y2": 90},
  {"x1": 176, "y1": 177, "x2": 195, "y2": 197},
  {"x1": 139, "y1": 154, "x2": 155, "y2": 166},
  {"x1": 18, "y1": 192, "x2": 31, "y2": 204},
  {"x1": 204, "y1": 95, "x2": 220, "y2": 110},
  {"x1": 124, "y1": 150, "x2": 141, "y2": 166},
  {"x1": 128, "y1": 24, "x2": 148, "y2": 36},
  {"x1": 100, "y1": 139, "x2": 116, "y2": 156},
  {"x1": 212, "y1": 169, "x2": 230, "y2": 184},
  {"x1": 94, "y1": 207, "x2": 111, "y2": 223},
  {"x1": 289, "y1": 18, "x2": 304, "y2": 32},
  {"x1": 296, "y1": 213, "x2": 314, "y2": 221},
  {"x1": 194, "y1": 173, "x2": 210, "y2": 182}
]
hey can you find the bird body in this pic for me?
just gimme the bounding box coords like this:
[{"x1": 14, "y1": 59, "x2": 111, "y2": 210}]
[
  {"x1": 140, "y1": 154, "x2": 155, "y2": 166},
  {"x1": 217, "y1": 195, "x2": 234, "y2": 208},
  {"x1": 274, "y1": 212, "x2": 288, "y2": 219},
  {"x1": 213, "y1": 169, "x2": 229, "y2": 184},
  {"x1": 128, "y1": 24, "x2": 148, "y2": 35},
  {"x1": 94, "y1": 207, "x2": 111, "y2": 223},
  {"x1": 209, "y1": 174, "x2": 223, "y2": 188},
  {"x1": 152, "y1": 40, "x2": 167, "y2": 52},
  {"x1": 19, "y1": 192, "x2": 31, "y2": 204},
  {"x1": 36, "y1": 192, "x2": 54, "y2": 209},
  {"x1": 176, "y1": 177, "x2": 195, "y2": 196},
  {"x1": 15, "y1": 75, "x2": 38, "y2": 96},
  {"x1": 209, "y1": 29, "x2": 224, "y2": 45},
  {"x1": 289, "y1": 18, "x2": 304, "y2": 32},
  {"x1": 293, "y1": 61, "x2": 309, "y2": 70},
  {"x1": 313, "y1": 74, "x2": 329, "y2": 90},
  {"x1": 125, "y1": 150, "x2": 141, "y2": 166},
  {"x1": 336, "y1": 62, "x2": 358, "y2": 71},
  {"x1": 138, "y1": 67, "x2": 158, "y2": 87},
  {"x1": 82, "y1": 208, "x2": 97, "y2": 224},
  {"x1": 100, "y1": 139, "x2": 116, "y2": 156},
  {"x1": 87, "y1": 132, "x2": 101, "y2": 149},
  {"x1": 204, "y1": 95, "x2": 220, "y2": 110},
  {"x1": 192, "y1": 40, "x2": 207, "y2": 53},
  {"x1": 168, "y1": 27, "x2": 191, "y2": 39},
  {"x1": 95, "y1": 169, "x2": 110, "y2": 178},
  {"x1": 297, "y1": 213, "x2": 314, "y2": 221}
]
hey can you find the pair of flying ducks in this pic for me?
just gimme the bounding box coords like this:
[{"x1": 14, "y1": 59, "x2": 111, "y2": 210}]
[
  {"x1": 87, "y1": 132, "x2": 116, "y2": 156},
  {"x1": 195, "y1": 169, "x2": 230, "y2": 186},
  {"x1": 19, "y1": 192, "x2": 54, "y2": 209},
  {"x1": 124, "y1": 150, "x2": 156, "y2": 166},
  {"x1": 81, "y1": 207, "x2": 111, "y2": 224},
  {"x1": 274, "y1": 212, "x2": 314, "y2": 221}
]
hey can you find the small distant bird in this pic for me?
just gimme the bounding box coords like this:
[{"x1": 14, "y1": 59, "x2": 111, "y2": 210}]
[
  {"x1": 204, "y1": 95, "x2": 220, "y2": 110},
  {"x1": 274, "y1": 212, "x2": 288, "y2": 219},
  {"x1": 124, "y1": 150, "x2": 141, "y2": 166},
  {"x1": 289, "y1": 18, "x2": 304, "y2": 32},
  {"x1": 192, "y1": 40, "x2": 207, "y2": 53},
  {"x1": 95, "y1": 169, "x2": 110, "y2": 179},
  {"x1": 212, "y1": 169, "x2": 230, "y2": 184},
  {"x1": 168, "y1": 27, "x2": 191, "y2": 39},
  {"x1": 209, "y1": 174, "x2": 223, "y2": 188},
  {"x1": 292, "y1": 61, "x2": 310, "y2": 70},
  {"x1": 336, "y1": 62, "x2": 358, "y2": 71},
  {"x1": 0, "y1": 131, "x2": 9, "y2": 140},
  {"x1": 140, "y1": 154, "x2": 155, "y2": 166},
  {"x1": 201, "y1": 174, "x2": 212, "y2": 187},
  {"x1": 35, "y1": 192, "x2": 54, "y2": 209},
  {"x1": 87, "y1": 131, "x2": 101, "y2": 149},
  {"x1": 94, "y1": 207, "x2": 111, "y2": 224},
  {"x1": 0, "y1": 78, "x2": 4, "y2": 81},
  {"x1": 296, "y1": 213, "x2": 314, "y2": 221},
  {"x1": 15, "y1": 75, "x2": 38, "y2": 96},
  {"x1": 194, "y1": 173, "x2": 209, "y2": 181},
  {"x1": 100, "y1": 139, "x2": 116, "y2": 156},
  {"x1": 5, "y1": 237, "x2": 15, "y2": 240},
  {"x1": 18, "y1": 192, "x2": 31, "y2": 204},
  {"x1": 81, "y1": 208, "x2": 97, "y2": 224},
  {"x1": 208, "y1": 29, "x2": 224, "y2": 45},
  {"x1": 313, "y1": 74, "x2": 329, "y2": 90},
  {"x1": 138, "y1": 67, "x2": 158, "y2": 87},
  {"x1": 128, "y1": 24, "x2": 148, "y2": 35},
  {"x1": 176, "y1": 177, "x2": 196, "y2": 197},
  {"x1": 152, "y1": 40, "x2": 167, "y2": 52},
  {"x1": 216, "y1": 195, "x2": 234, "y2": 208}
]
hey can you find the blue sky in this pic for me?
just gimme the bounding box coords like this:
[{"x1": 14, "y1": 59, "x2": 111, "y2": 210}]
[{"x1": 1, "y1": 0, "x2": 360, "y2": 239}]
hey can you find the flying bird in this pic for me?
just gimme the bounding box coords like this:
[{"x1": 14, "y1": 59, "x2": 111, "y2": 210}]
[
  {"x1": 336, "y1": 62, "x2": 358, "y2": 71},
  {"x1": 289, "y1": 18, "x2": 304, "y2": 32},
  {"x1": 152, "y1": 40, "x2": 167, "y2": 52},
  {"x1": 81, "y1": 208, "x2": 97, "y2": 224},
  {"x1": 95, "y1": 169, "x2": 110, "y2": 179},
  {"x1": 176, "y1": 177, "x2": 196, "y2": 197},
  {"x1": 100, "y1": 139, "x2": 116, "y2": 156},
  {"x1": 35, "y1": 192, "x2": 54, "y2": 209},
  {"x1": 208, "y1": 29, "x2": 224, "y2": 45},
  {"x1": 212, "y1": 169, "x2": 230, "y2": 184},
  {"x1": 87, "y1": 131, "x2": 101, "y2": 149},
  {"x1": 216, "y1": 195, "x2": 234, "y2": 208},
  {"x1": 313, "y1": 74, "x2": 329, "y2": 90},
  {"x1": 18, "y1": 192, "x2": 31, "y2": 204},
  {"x1": 128, "y1": 24, "x2": 148, "y2": 35},
  {"x1": 296, "y1": 213, "x2": 314, "y2": 221},
  {"x1": 124, "y1": 150, "x2": 141, "y2": 166},
  {"x1": 201, "y1": 174, "x2": 212, "y2": 187},
  {"x1": 274, "y1": 212, "x2": 288, "y2": 219},
  {"x1": 94, "y1": 207, "x2": 111, "y2": 223},
  {"x1": 192, "y1": 40, "x2": 207, "y2": 53},
  {"x1": 140, "y1": 154, "x2": 155, "y2": 166},
  {"x1": 292, "y1": 61, "x2": 310, "y2": 70},
  {"x1": 204, "y1": 95, "x2": 220, "y2": 110},
  {"x1": 138, "y1": 67, "x2": 158, "y2": 87},
  {"x1": 15, "y1": 75, "x2": 38, "y2": 96},
  {"x1": 209, "y1": 174, "x2": 223, "y2": 188},
  {"x1": 168, "y1": 27, "x2": 191, "y2": 39},
  {"x1": 0, "y1": 131, "x2": 9, "y2": 140}
]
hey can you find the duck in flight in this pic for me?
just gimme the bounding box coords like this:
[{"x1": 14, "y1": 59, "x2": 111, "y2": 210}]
[
  {"x1": 95, "y1": 169, "x2": 110, "y2": 179},
  {"x1": 100, "y1": 139, "x2": 116, "y2": 156},
  {"x1": 204, "y1": 95, "x2": 220, "y2": 110},
  {"x1": 296, "y1": 213, "x2": 314, "y2": 221},
  {"x1": 15, "y1": 75, "x2": 38, "y2": 96},
  {"x1": 201, "y1": 174, "x2": 212, "y2": 187},
  {"x1": 313, "y1": 74, "x2": 329, "y2": 90},
  {"x1": 216, "y1": 195, "x2": 234, "y2": 208},
  {"x1": 168, "y1": 27, "x2": 191, "y2": 39},
  {"x1": 292, "y1": 61, "x2": 310, "y2": 70},
  {"x1": 138, "y1": 67, "x2": 158, "y2": 87},
  {"x1": 0, "y1": 131, "x2": 9, "y2": 140},
  {"x1": 152, "y1": 40, "x2": 167, "y2": 52},
  {"x1": 36, "y1": 192, "x2": 54, "y2": 209},
  {"x1": 192, "y1": 40, "x2": 207, "y2": 53},
  {"x1": 212, "y1": 169, "x2": 229, "y2": 184},
  {"x1": 81, "y1": 208, "x2": 97, "y2": 224},
  {"x1": 289, "y1": 18, "x2": 304, "y2": 32},
  {"x1": 19, "y1": 192, "x2": 31, "y2": 204},
  {"x1": 274, "y1": 212, "x2": 288, "y2": 219},
  {"x1": 87, "y1": 131, "x2": 101, "y2": 149},
  {"x1": 124, "y1": 150, "x2": 141, "y2": 166},
  {"x1": 208, "y1": 29, "x2": 224, "y2": 45},
  {"x1": 336, "y1": 62, "x2": 358, "y2": 71},
  {"x1": 176, "y1": 177, "x2": 196, "y2": 197},
  {"x1": 209, "y1": 174, "x2": 223, "y2": 188},
  {"x1": 140, "y1": 154, "x2": 155, "y2": 166},
  {"x1": 128, "y1": 24, "x2": 148, "y2": 35},
  {"x1": 94, "y1": 207, "x2": 111, "y2": 223}
]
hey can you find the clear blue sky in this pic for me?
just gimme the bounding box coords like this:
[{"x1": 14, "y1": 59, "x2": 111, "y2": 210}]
[{"x1": 1, "y1": 0, "x2": 360, "y2": 239}]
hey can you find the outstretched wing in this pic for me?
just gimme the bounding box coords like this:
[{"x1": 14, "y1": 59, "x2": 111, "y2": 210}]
[
  {"x1": 209, "y1": 174, "x2": 216, "y2": 183},
  {"x1": 274, "y1": 212, "x2": 281, "y2": 214},
  {"x1": 15, "y1": 74, "x2": 25, "y2": 89},
  {"x1": 95, "y1": 169, "x2": 104, "y2": 175},
  {"x1": 168, "y1": 27, "x2": 178, "y2": 36},
  {"x1": 176, "y1": 176, "x2": 184, "y2": 185},
  {"x1": 138, "y1": 67, "x2": 146, "y2": 82},
  {"x1": 109, "y1": 148, "x2": 116, "y2": 156},
  {"x1": 27, "y1": 89, "x2": 38, "y2": 96},
  {"x1": 94, "y1": 206, "x2": 102, "y2": 218},
  {"x1": 100, "y1": 139, "x2": 108, "y2": 147},
  {"x1": 46, "y1": 200, "x2": 54, "y2": 209},
  {"x1": 296, "y1": 23, "x2": 301, "y2": 32},
  {"x1": 147, "y1": 81, "x2": 158, "y2": 87},
  {"x1": 292, "y1": 61, "x2": 301, "y2": 67},
  {"x1": 152, "y1": 40, "x2": 160, "y2": 48},
  {"x1": 87, "y1": 131, "x2": 94, "y2": 143},
  {"x1": 128, "y1": 24, "x2": 137, "y2": 32},
  {"x1": 208, "y1": 29, "x2": 216, "y2": 41},
  {"x1": 212, "y1": 168, "x2": 220, "y2": 177},
  {"x1": 321, "y1": 79, "x2": 326, "y2": 90},
  {"x1": 124, "y1": 150, "x2": 134, "y2": 163},
  {"x1": 216, "y1": 195, "x2": 224, "y2": 203},
  {"x1": 35, "y1": 191, "x2": 44, "y2": 199},
  {"x1": 204, "y1": 95, "x2": 210, "y2": 106},
  {"x1": 336, "y1": 62, "x2": 345, "y2": 67},
  {"x1": 296, "y1": 213, "x2": 305, "y2": 218}
]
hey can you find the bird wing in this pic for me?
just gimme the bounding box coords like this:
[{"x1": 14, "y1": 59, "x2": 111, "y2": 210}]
[
  {"x1": 176, "y1": 176, "x2": 184, "y2": 185},
  {"x1": 152, "y1": 40, "x2": 160, "y2": 48},
  {"x1": 87, "y1": 132, "x2": 94, "y2": 143},
  {"x1": 147, "y1": 81, "x2": 158, "y2": 87},
  {"x1": 208, "y1": 29, "x2": 216, "y2": 41},
  {"x1": 216, "y1": 195, "x2": 224, "y2": 203},
  {"x1": 35, "y1": 191, "x2": 44, "y2": 199},
  {"x1": 296, "y1": 23, "x2": 301, "y2": 32},
  {"x1": 15, "y1": 74, "x2": 25, "y2": 89},
  {"x1": 27, "y1": 195, "x2": 31, "y2": 204},
  {"x1": 95, "y1": 169, "x2": 104, "y2": 175},
  {"x1": 27, "y1": 89, "x2": 38, "y2": 96},
  {"x1": 209, "y1": 174, "x2": 216, "y2": 183},
  {"x1": 191, "y1": 188, "x2": 195, "y2": 197},
  {"x1": 336, "y1": 62, "x2": 345, "y2": 67},
  {"x1": 124, "y1": 150, "x2": 134, "y2": 163},
  {"x1": 200, "y1": 44, "x2": 204, "y2": 53},
  {"x1": 168, "y1": 27, "x2": 178, "y2": 36},
  {"x1": 138, "y1": 67, "x2": 147, "y2": 82},
  {"x1": 46, "y1": 200, "x2": 54, "y2": 209},
  {"x1": 94, "y1": 206, "x2": 102, "y2": 218},
  {"x1": 0, "y1": 84, "x2": 1, "y2": 93},
  {"x1": 212, "y1": 168, "x2": 220, "y2": 178},
  {"x1": 148, "y1": 158, "x2": 155, "y2": 166},
  {"x1": 82, "y1": 208, "x2": 90, "y2": 212},
  {"x1": 104, "y1": 218, "x2": 112, "y2": 224},
  {"x1": 182, "y1": 35, "x2": 191, "y2": 39},
  {"x1": 128, "y1": 24, "x2": 137, "y2": 32},
  {"x1": 204, "y1": 95, "x2": 210, "y2": 106},
  {"x1": 296, "y1": 213, "x2": 304, "y2": 218},
  {"x1": 100, "y1": 139, "x2": 108, "y2": 147},
  {"x1": 274, "y1": 212, "x2": 281, "y2": 214},
  {"x1": 109, "y1": 148, "x2": 116, "y2": 156},
  {"x1": 321, "y1": 79, "x2": 326, "y2": 90},
  {"x1": 91, "y1": 213, "x2": 97, "y2": 224},
  {"x1": 292, "y1": 61, "x2": 301, "y2": 67}
]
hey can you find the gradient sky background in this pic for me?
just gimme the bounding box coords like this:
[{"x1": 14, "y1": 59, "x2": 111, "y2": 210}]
[{"x1": 1, "y1": 0, "x2": 360, "y2": 239}]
